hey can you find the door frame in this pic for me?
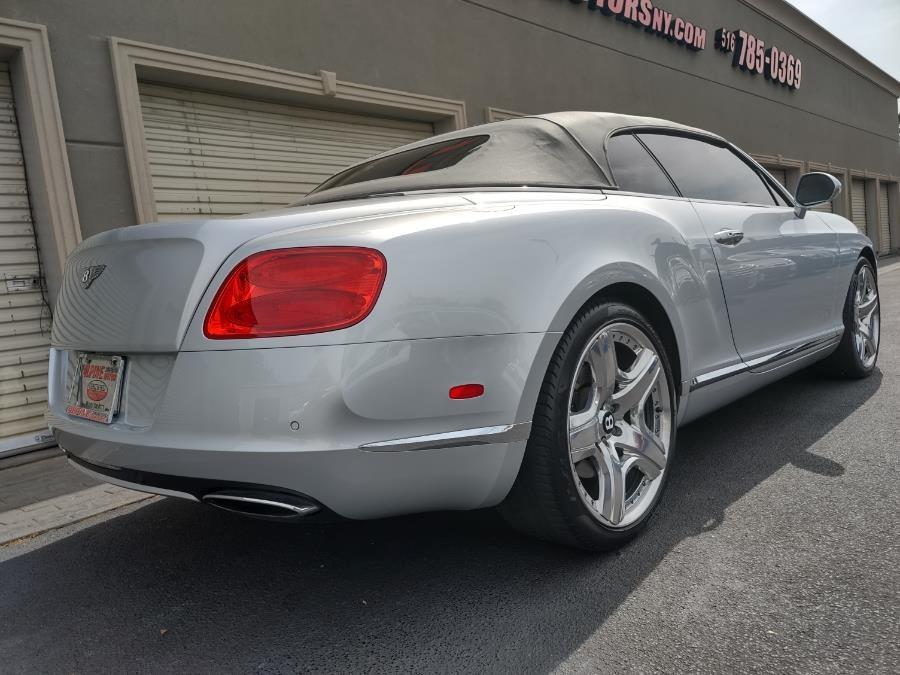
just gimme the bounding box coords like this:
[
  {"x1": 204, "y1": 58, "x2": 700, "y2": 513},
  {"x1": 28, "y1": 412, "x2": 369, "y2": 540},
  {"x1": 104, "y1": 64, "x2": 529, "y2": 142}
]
[
  {"x1": 109, "y1": 38, "x2": 468, "y2": 224},
  {"x1": 0, "y1": 18, "x2": 81, "y2": 298}
]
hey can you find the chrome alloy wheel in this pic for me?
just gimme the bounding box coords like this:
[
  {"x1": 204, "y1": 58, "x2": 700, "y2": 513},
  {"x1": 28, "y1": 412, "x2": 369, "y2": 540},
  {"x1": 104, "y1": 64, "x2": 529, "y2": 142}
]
[
  {"x1": 854, "y1": 265, "x2": 880, "y2": 369},
  {"x1": 567, "y1": 322, "x2": 672, "y2": 529}
]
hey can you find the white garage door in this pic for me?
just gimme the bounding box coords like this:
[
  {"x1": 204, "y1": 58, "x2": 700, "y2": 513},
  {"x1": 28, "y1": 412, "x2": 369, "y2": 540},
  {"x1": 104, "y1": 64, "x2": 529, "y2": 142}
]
[
  {"x1": 878, "y1": 183, "x2": 891, "y2": 255},
  {"x1": 850, "y1": 178, "x2": 868, "y2": 236},
  {"x1": 139, "y1": 83, "x2": 434, "y2": 220},
  {"x1": 0, "y1": 64, "x2": 53, "y2": 456}
]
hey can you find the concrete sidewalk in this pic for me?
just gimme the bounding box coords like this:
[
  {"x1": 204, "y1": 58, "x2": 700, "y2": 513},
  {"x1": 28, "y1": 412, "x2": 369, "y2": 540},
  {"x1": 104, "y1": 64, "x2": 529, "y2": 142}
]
[{"x1": 0, "y1": 452, "x2": 151, "y2": 546}]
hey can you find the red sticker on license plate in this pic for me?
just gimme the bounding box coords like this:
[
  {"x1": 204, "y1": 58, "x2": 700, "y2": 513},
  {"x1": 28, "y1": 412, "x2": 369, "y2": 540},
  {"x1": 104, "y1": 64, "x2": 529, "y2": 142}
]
[{"x1": 66, "y1": 354, "x2": 124, "y2": 424}]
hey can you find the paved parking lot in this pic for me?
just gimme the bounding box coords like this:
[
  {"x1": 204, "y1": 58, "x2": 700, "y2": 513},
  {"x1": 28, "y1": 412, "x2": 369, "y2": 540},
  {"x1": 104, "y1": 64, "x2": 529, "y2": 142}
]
[{"x1": 2, "y1": 267, "x2": 898, "y2": 674}]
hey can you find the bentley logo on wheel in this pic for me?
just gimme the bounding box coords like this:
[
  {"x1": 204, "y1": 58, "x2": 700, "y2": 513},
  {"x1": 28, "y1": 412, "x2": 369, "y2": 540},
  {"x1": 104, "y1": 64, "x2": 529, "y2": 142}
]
[
  {"x1": 601, "y1": 411, "x2": 616, "y2": 435},
  {"x1": 80, "y1": 265, "x2": 106, "y2": 289}
]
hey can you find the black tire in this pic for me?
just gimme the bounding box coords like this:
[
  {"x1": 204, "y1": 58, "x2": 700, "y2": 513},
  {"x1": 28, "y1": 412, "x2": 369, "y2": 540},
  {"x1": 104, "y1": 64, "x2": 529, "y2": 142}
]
[
  {"x1": 820, "y1": 257, "x2": 880, "y2": 379},
  {"x1": 498, "y1": 300, "x2": 677, "y2": 551}
]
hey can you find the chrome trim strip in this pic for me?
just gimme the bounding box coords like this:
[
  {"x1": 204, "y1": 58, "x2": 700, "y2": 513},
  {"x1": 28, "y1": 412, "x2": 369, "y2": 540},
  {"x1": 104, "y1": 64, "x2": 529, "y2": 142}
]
[
  {"x1": 690, "y1": 334, "x2": 841, "y2": 392},
  {"x1": 360, "y1": 421, "x2": 532, "y2": 452},
  {"x1": 202, "y1": 494, "x2": 319, "y2": 517},
  {"x1": 743, "y1": 334, "x2": 840, "y2": 371},
  {"x1": 689, "y1": 361, "x2": 747, "y2": 390},
  {"x1": 68, "y1": 458, "x2": 199, "y2": 502}
]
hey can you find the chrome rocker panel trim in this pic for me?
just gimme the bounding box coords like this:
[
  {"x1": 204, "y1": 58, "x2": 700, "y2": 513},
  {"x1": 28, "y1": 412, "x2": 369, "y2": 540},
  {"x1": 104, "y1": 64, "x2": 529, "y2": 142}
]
[{"x1": 689, "y1": 334, "x2": 841, "y2": 392}]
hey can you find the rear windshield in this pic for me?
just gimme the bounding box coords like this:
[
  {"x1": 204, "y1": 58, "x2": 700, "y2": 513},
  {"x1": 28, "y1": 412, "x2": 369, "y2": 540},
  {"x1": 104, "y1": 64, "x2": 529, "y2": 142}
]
[
  {"x1": 315, "y1": 136, "x2": 489, "y2": 192},
  {"x1": 298, "y1": 118, "x2": 607, "y2": 204}
]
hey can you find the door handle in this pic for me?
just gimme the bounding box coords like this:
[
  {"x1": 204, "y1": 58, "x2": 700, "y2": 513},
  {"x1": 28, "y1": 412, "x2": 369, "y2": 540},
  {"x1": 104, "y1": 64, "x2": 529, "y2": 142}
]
[{"x1": 714, "y1": 229, "x2": 744, "y2": 246}]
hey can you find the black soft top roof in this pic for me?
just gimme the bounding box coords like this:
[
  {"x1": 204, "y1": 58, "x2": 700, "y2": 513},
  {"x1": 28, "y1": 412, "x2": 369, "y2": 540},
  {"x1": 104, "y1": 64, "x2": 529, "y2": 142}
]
[{"x1": 297, "y1": 111, "x2": 720, "y2": 205}]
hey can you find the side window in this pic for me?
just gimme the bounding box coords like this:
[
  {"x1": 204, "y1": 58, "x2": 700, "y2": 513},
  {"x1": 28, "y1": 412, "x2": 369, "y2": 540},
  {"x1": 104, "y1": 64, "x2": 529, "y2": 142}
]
[
  {"x1": 638, "y1": 133, "x2": 777, "y2": 205},
  {"x1": 606, "y1": 134, "x2": 679, "y2": 197}
]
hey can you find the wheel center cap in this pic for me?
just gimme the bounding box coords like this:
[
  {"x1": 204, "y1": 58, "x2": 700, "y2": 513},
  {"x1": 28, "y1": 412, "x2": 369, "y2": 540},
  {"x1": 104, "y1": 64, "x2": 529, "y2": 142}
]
[{"x1": 600, "y1": 410, "x2": 616, "y2": 436}]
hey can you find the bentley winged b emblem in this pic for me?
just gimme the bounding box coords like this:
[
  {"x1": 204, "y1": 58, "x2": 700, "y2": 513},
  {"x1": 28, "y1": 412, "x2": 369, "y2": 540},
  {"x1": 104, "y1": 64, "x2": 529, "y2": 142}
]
[{"x1": 80, "y1": 265, "x2": 106, "y2": 290}]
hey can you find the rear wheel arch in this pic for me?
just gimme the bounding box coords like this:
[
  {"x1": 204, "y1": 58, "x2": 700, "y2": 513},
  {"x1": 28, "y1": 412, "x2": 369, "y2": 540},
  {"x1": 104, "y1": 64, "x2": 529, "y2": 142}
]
[
  {"x1": 860, "y1": 246, "x2": 877, "y2": 278},
  {"x1": 585, "y1": 282, "x2": 683, "y2": 398},
  {"x1": 514, "y1": 271, "x2": 689, "y2": 432},
  {"x1": 500, "y1": 276, "x2": 687, "y2": 517}
]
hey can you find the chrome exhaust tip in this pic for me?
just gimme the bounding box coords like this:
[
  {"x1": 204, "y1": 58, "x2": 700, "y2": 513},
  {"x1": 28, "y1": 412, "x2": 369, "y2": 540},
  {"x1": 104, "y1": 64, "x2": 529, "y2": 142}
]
[{"x1": 202, "y1": 491, "x2": 320, "y2": 521}]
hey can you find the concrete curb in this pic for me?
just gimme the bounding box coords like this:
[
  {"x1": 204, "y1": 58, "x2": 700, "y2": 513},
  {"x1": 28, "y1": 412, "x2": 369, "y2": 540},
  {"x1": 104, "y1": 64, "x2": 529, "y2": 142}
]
[{"x1": 0, "y1": 485, "x2": 155, "y2": 546}]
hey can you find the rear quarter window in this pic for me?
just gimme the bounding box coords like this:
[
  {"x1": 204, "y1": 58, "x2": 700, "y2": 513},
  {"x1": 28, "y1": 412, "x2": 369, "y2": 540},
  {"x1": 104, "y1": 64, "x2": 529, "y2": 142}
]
[{"x1": 606, "y1": 134, "x2": 679, "y2": 197}]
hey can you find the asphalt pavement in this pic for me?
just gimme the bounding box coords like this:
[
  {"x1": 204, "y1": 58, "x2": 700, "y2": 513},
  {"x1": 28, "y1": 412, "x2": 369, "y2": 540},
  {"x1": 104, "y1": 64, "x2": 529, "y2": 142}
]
[{"x1": 2, "y1": 267, "x2": 898, "y2": 674}]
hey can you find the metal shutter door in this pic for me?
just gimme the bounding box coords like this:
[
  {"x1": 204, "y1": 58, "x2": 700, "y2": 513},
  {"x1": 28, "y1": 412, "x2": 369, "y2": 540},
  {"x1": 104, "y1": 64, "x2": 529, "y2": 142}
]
[
  {"x1": 878, "y1": 183, "x2": 891, "y2": 254},
  {"x1": 850, "y1": 178, "x2": 868, "y2": 235},
  {"x1": 139, "y1": 84, "x2": 434, "y2": 220},
  {"x1": 0, "y1": 64, "x2": 52, "y2": 454}
]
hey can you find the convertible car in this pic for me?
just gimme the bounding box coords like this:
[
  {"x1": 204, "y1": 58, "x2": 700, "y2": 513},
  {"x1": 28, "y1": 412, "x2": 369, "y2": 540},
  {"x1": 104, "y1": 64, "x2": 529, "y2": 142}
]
[{"x1": 48, "y1": 112, "x2": 880, "y2": 550}]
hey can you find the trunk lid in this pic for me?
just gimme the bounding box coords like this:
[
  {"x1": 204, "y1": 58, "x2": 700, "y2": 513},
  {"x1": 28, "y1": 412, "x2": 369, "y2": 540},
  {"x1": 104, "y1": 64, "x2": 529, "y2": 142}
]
[{"x1": 51, "y1": 194, "x2": 472, "y2": 352}]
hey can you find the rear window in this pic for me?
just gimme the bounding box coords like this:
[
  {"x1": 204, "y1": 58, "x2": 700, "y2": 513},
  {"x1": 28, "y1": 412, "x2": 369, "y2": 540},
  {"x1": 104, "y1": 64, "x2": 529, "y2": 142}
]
[
  {"x1": 299, "y1": 118, "x2": 608, "y2": 204},
  {"x1": 315, "y1": 136, "x2": 489, "y2": 192}
]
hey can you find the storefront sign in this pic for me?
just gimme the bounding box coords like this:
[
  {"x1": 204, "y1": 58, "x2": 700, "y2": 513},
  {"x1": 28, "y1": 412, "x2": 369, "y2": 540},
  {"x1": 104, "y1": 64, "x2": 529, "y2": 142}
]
[
  {"x1": 568, "y1": 0, "x2": 707, "y2": 51},
  {"x1": 561, "y1": 1, "x2": 803, "y2": 91},
  {"x1": 715, "y1": 28, "x2": 802, "y2": 89}
]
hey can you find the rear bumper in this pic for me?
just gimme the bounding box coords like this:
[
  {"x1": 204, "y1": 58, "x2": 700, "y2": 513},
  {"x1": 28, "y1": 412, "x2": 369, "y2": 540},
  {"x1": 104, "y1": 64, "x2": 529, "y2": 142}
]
[
  {"x1": 57, "y1": 429, "x2": 528, "y2": 519},
  {"x1": 48, "y1": 333, "x2": 551, "y2": 519}
]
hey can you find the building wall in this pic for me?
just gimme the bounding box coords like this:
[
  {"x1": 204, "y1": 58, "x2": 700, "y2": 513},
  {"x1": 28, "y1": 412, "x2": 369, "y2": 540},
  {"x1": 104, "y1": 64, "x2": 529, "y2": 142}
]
[{"x1": 0, "y1": 0, "x2": 896, "y2": 239}]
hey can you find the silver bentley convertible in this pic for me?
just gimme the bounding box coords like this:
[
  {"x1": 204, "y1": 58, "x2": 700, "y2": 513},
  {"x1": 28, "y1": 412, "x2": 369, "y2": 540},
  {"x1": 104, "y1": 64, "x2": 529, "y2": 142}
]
[{"x1": 49, "y1": 113, "x2": 880, "y2": 550}]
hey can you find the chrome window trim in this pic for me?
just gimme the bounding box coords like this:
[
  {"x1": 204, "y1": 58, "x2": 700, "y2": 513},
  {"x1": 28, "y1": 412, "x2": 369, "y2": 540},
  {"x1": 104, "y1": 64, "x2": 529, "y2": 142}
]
[
  {"x1": 607, "y1": 190, "x2": 795, "y2": 210},
  {"x1": 631, "y1": 130, "x2": 782, "y2": 208},
  {"x1": 686, "y1": 197, "x2": 798, "y2": 209},
  {"x1": 605, "y1": 190, "x2": 689, "y2": 202}
]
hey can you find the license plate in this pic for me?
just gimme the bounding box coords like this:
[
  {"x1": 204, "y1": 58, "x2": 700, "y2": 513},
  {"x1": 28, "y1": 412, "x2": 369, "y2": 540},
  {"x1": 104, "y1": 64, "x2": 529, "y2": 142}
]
[{"x1": 66, "y1": 354, "x2": 125, "y2": 424}]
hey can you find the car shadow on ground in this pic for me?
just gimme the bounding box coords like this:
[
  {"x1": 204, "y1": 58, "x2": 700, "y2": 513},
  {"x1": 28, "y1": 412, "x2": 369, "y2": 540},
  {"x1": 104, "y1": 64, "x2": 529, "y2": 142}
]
[{"x1": 0, "y1": 369, "x2": 882, "y2": 673}]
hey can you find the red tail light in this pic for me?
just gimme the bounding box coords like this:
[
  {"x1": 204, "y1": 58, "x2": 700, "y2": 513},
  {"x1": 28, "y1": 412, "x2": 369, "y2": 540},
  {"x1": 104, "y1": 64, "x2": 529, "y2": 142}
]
[{"x1": 204, "y1": 247, "x2": 387, "y2": 339}]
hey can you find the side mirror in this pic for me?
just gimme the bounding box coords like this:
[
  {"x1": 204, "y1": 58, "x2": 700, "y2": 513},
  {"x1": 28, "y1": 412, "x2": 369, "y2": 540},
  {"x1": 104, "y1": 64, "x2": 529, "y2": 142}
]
[{"x1": 794, "y1": 172, "x2": 841, "y2": 218}]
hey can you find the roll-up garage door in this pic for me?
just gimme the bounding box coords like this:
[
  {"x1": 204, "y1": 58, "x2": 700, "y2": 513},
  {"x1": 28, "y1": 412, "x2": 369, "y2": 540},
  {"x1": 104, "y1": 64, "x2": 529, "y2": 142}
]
[
  {"x1": 850, "y1": 178, "x2": 868, "y2": 236},
  {"x1": 0, "y1": 64, "x2": 53, "y2": 455},
  {"x1": 878, "y1": 183, "x2": 891, "y2": 254},
  {"x1": 139, "y1": 84, "x2": 434, "y2": 220}
]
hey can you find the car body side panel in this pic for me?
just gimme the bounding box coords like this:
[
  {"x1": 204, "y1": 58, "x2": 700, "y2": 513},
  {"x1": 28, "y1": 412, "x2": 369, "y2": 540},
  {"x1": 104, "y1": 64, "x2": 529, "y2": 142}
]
[
  {"x1": 177, "y1": 192, "x2": 736, "y2": 410},
  {"x1": 689, "y1": 202, "x2": 841, "y2": 365},
  {"x1": 49, "y1": 189, "x2": 741, "y2": 516},
  {"x1": 536, "y1": 193, "x2": 740, "y2": 399},
  {"x1": 817, "y1": 210, "x2": 876, "y2": 286},
  {"x1": 678, "y1": 208, "x2": 873, "y2": 425},
  {"x1": 50, "y1": 194, "x2": 476, "y2": 352}
]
